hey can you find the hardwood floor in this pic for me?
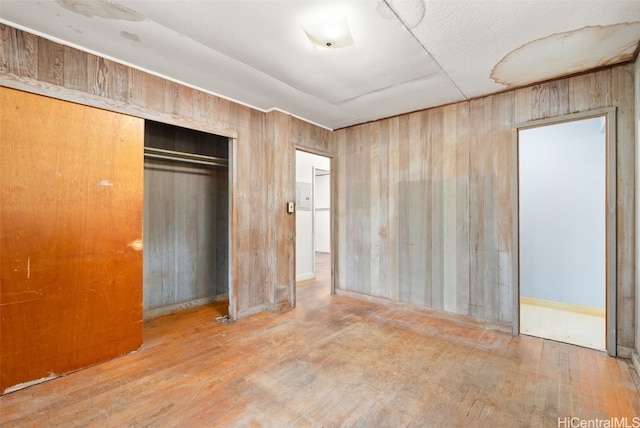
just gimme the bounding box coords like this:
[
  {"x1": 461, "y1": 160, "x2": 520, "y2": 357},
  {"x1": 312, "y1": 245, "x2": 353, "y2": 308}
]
[{"x1": 2, "y1": 253, "x2": 639, "y2": 427}]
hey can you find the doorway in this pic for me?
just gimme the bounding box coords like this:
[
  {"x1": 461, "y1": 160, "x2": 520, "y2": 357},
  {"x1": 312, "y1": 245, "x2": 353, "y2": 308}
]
[
  {"x1": 295, "y1": 150, "x2": 331, "y2": 294},
  {"x1": 516, "y1": 112, "x2": 616, "y2": 354},
  {"x1": 143, "y1": 120, "x2": 230, "y2": 319}
]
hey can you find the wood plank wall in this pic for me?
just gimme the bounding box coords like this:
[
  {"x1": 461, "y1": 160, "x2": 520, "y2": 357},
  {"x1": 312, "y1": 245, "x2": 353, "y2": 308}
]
[
  {"x1": 635, "y1": 59, "x2": 640, "y2": 364},
  {"x1": 266, "y1": 112, "x2": 333, "y2": 311},
  {"x1": 144, "y1": 162, "x2": 228, "y2": 310},
  {"x1": 334, "y1": 65, "x2": 636, "y2": 348},
  {"x1": 0, "y1": 24, "x2": 332, "y2": 318}
]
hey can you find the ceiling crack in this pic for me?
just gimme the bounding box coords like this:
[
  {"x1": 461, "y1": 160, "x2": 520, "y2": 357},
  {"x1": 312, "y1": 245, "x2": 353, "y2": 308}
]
[
  {"x1": 382, "y1": 0, "x2": 469, "y2": 100},
  {"x1": 334, "y1": 70, "x2": 441, "y2": 106}
]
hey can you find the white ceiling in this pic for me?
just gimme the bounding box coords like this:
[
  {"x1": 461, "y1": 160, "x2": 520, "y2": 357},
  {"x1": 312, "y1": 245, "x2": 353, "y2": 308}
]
[{"x1": 1, "y1": 0, "x2": 639, "y2": 130}]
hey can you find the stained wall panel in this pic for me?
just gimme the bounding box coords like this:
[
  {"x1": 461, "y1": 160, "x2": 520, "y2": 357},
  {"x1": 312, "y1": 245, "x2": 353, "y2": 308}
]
[
  {"x1": 0, "y1": 87, "x2": 144, "y2": 393},
  {"x1": 335, "y1": 64, "x2": 635, "y2": 350}
]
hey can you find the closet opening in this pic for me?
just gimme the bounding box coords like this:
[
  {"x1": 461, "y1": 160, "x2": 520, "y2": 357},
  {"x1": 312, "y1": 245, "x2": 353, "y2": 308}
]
[{"x1": 143, "y1": 120, "x2": 230, "y2": 320}]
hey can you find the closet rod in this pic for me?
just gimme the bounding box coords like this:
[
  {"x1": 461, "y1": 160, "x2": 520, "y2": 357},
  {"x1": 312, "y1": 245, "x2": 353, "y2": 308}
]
[{"x1": 144, "y1": 147, "x2": 228, "y2": 168}]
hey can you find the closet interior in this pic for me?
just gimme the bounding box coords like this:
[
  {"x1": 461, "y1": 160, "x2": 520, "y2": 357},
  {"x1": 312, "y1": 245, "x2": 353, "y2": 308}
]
[{"x1": 143, "y1": 120, "x2": 229, "y2": 318}]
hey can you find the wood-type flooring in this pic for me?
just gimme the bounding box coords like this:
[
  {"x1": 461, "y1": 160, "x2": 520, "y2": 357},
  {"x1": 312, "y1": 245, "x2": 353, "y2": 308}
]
[{"x1": 2, "y1": 254, "x2": 639, "y2": 427}]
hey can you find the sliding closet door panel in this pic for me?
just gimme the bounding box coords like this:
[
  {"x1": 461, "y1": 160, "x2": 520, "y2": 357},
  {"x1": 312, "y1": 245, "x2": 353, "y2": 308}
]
[{"x1": 0, "y1": 87, "x2": 144, "y2": 393}]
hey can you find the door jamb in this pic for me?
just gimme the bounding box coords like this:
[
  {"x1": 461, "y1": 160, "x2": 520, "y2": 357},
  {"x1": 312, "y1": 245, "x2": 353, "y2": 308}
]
[
  {"x1": 293, "y1": 147, "x2": 335, "y2": 301},
  {"x1": 228, "y1": 137, "x2": 239, "y2": 321},
  {"x1": 511, "y1": 108, "x2": 617, "y2": 356}
]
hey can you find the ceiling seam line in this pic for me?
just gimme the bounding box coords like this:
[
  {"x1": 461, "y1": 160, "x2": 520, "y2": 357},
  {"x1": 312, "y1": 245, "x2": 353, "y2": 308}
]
[{"x1": 382, "y1": 0, "x2": 469, "y2": 100}]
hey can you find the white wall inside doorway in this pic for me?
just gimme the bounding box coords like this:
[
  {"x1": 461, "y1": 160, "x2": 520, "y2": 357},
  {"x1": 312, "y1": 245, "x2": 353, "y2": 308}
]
[{"x1": 296, "y1": 151, "x2": 330, "y2": 282}]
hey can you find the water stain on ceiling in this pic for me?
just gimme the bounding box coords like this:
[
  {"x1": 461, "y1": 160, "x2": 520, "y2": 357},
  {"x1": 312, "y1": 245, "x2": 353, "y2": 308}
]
[
  {"x1": 56, "y1": 0, "x2": 144, "y2": 21},
  {"x1": 120, "y1": 31, "x2": 140, "y2": 43},
  {"x1": 491, "y1": 22, "x2": 640, "y2": 88}
]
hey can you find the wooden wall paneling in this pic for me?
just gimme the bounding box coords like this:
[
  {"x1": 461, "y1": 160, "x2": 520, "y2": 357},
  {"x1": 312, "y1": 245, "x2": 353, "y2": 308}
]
[
  {"x1": 228, "y1": 137, "x2": 239, "y2": 319},
  {"x1": 548, "y1": 79, "x2": 570, "y2": 118},
  {"x1": 272, "y1": 111, "x2": 295, "y2": 311},
  {"x1": 468, "y1": 98, "x2": 487, "y2": 319},
  {"x1": 442, "y1": 104, "x2": 459, "y2": 313},
  {"x1": 339, "y1": 125, "x2": 352, "y2": 296},
  {"x1": 63, "y1": 45, "x2": 88, "y2": 92},
  {"x1": 514, "y1": 84, "x2": 534, "y2": 125},
  {"x1": 0, "y1": 25, "x2": 37, "y2": 77},
  {"x1": 396, "y1": 114, "x2": 411, "y2": 303},
  {"x1": 37, "y1": 37, "x2": 63, "y2": 86},
  {"x1": 348, "y1": 125, "x2": 369, "y2": 295},
  {"x1": 530, "y1": 84, "x2": 550, "y2": 121},
  {"x1": 87, "y1": 55, "x2": 111, "y2": 99},
  {"x1": 265, "y1": 112, "x2": 277, "y2": 313},
  {"x1": 430, "y1": 108, "x2": 445, "y2": 310},
  {"x1": 162, "y1": 80, "x2": 181, "y2": 116},
  {"x1": 291, "y1": 116, "x2": 333, "y2": 155},
  {"x1": 387, "y1": 116, "x2": 401, "y2": 301},
  {"x1": 237, "y1": 123, "x2": 264, "y2": 314},
  {"x1": 376, "y1": 119, "x2": 391, "y2": 300},
  {"x1": 340, "y1": 126, "x2": 353, "y2": 294},
  {"x1": 86, "y1": 53, "x2": 131, "y2": 103},
  {"x1": 612, "y1": 64, "x2": 636, "y2": 349},
  {"x1": 483, "y1": 95, "x2": 499, "y2": 322},
  {"x1": 132, "y1": 69, "x2": 165, "y2": 113},
  {"x1": 143, "y1": 159, "x2": 228, "y2": 311},
  {"x1": 568, "y1": 71, "x2": 600, "y2": 114},
  {"x1": 402, "y1": 111, "x2": 428, "y2": 306},
  {"x1": 369, "y1": 121, "x2": 381, "y2": 298},
  {"x1": 213, "y1": 166, "x2": 230, "y2": 297},
  {"x1": 334, "y1": 129, "x2": 347, "y2": 292},
  {"x1": 419, "y1": 110, "x2": 433, "y2": 308},
  {"x1": 493, "y1": 92, "x2": 515, "y2": 323},
  {"x1": 193, "y1": 90, "x2": 213, "y2": 126},
  {"x1": 178, "y1": 164, "x2": 196, "y2": 303},
  {"x1": 635, "y1": 57, "x2": 640, "y2": 363},
  {"x1": 334, "y1": 64, "x2": 634, "y2": 338},
  {"x1": 177, "y1": 84, "x2": 194, "y2": 120},
  {"x1": 455, "y1": 102, "x2": 471, "y2": 315},
  {"x1": 143, "y1": 161, "x2": 172, "y2": 309},
  {"x1": 0, "y1": 87, "x2": 144, "y2": 393},
  {"x1": 244, "y1": 113, "x2": 267, "y2": 327}
]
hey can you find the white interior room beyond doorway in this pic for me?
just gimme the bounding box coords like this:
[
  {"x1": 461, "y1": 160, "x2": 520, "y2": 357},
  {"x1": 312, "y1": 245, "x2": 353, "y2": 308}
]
[{"x1": 295, "y1": 150, "x2": 331, "y2": 282}]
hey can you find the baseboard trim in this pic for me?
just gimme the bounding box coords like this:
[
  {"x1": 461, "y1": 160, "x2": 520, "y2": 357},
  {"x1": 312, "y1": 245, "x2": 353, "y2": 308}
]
[
  {"x1": 144, "y1": 295, "x2": 228, "y2": 320},
  {"x1": 520, "y1": 297, "x2": 605, "y2": 317},
  {"x1": 630, "y1": 350, "x2": 640, "y2": 392},
  {"x1": 296, "y1": 272, "x2": 315, "y2": 282},
  {"x1": 335, "y1": 289, "x2": 512, "y2": 334},
  {"x1": 631, "y1": 350, "x2": 640, "y2": 371},
  {"x1": 237, "y1": 304, "x2": 267, "y2": 319}
]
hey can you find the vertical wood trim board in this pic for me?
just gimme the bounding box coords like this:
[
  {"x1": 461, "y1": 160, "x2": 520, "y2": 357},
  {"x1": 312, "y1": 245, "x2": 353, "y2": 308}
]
[
  {"x1": 266, "y1": 111, "x2": 296, "y2": 312},
  {"x1": 335, "y1": 64, "x2": 636, "y2": 349},
  {"x1": 0, "y1": 87, "x2": 144, "y2": 393}
]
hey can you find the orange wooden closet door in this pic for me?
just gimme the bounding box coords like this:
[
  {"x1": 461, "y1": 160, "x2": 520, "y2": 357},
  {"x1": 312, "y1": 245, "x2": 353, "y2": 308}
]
[{"x1": 0, "y1": 88, "x2": 144, "y2": 393}]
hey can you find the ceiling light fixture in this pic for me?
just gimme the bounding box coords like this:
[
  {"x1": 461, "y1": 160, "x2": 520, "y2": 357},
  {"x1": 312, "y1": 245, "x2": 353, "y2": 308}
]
[{"x1": 302, "y1": 17, "x2": 354, "y2": 49}]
